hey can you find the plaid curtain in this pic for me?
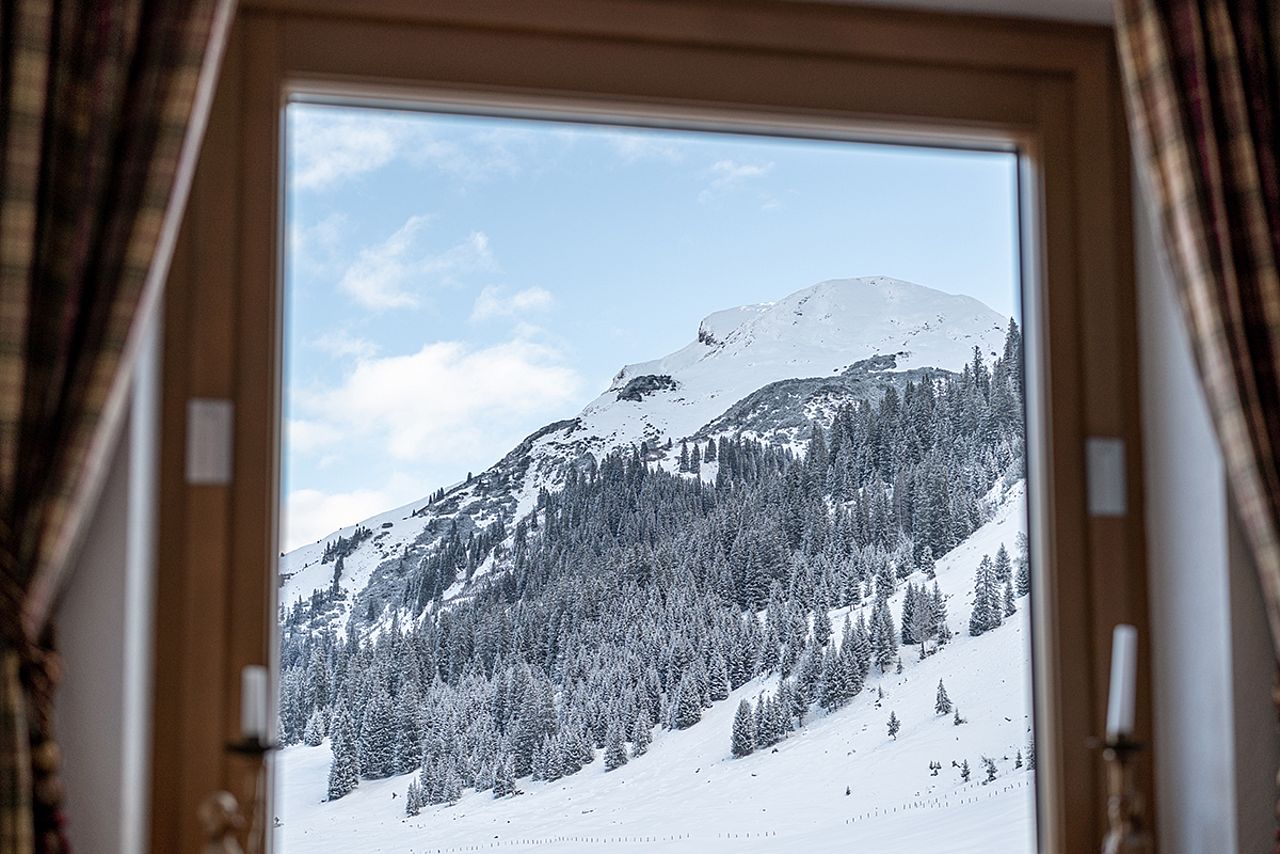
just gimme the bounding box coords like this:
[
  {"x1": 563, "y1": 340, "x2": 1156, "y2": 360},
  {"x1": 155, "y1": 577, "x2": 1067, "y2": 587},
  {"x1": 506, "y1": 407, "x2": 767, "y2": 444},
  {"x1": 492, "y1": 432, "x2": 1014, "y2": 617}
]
[
  {"x1": 0, "y1": 1, "x2": 231, "y2": 851},
  {"x1": 1115, "y1": 0, "x2": 1280, "y2": 842}
]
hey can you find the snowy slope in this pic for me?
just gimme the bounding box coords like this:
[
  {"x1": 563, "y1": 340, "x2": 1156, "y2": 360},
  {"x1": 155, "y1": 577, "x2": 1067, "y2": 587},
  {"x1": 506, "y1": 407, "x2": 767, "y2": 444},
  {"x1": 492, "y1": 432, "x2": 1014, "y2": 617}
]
[
  {"x1": 277, "y1": 484, "x2": 1034, "y2": 853},
  {"x1": 279, "y1": 277, "x2": 1007, "y2": 616}
]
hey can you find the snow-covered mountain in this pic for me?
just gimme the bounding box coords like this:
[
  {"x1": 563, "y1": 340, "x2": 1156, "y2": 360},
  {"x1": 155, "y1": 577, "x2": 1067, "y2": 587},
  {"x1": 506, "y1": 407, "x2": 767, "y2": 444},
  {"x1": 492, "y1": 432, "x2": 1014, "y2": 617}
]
[
  {"x1": 275, "y1": 274, "x2": 1032, "y2": 854},
  {"x1": 278, "y1": 276, "x2": 1007, "y2": 625}
]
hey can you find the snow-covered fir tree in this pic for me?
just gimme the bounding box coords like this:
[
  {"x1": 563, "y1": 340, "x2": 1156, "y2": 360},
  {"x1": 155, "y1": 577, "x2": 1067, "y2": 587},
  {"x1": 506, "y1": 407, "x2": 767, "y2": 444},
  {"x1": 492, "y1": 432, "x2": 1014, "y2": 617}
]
[
  {"x1": 326, "y1": 701, "x2": 359, "y2": 801},
  {"x1": 302, "y1": 708, "x2": 325, "y2": 747},
  {"x1": 1015, "y1": 532, "x2": 1031, "y2": 596},
  {"x1": 604, "y1": 719, "x2": 629, "y2": 771},
  {"x1": 935, "y1": 680, "x2": 952, "y2": 716},
  {"x1": 968, "y1": 555, "x2": 1004, "y2": 636},
  {"x1": 732, "y1": 700, "x2": 756, "y2": 758},
  {"x1": 631, "y1": 710, "x2": 653, "y2": 756}
]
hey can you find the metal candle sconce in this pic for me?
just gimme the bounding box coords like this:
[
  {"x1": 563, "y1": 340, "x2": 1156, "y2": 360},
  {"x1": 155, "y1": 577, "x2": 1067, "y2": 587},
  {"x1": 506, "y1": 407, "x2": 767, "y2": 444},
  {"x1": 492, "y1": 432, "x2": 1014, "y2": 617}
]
[
  {"x1": 1099, "y1": 625, "x2": 1151, "y2": 854},
  {"x1": 1099, "y1": 737, "x2": 1151, "y2": 854},
  {"x1": 202, "y1": 666, "x2": 277, "y2": 854}
]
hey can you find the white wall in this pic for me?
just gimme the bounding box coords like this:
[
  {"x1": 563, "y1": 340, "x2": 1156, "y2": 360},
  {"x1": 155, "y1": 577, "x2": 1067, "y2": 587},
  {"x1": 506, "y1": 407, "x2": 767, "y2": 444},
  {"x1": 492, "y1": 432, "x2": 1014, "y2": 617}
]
[
  {"x1": 54, "y1": 315, "x2": 159, "y2": 854},
  {"x1": 1137, "y1": 171, "x2": 1280, "y2": 852}
]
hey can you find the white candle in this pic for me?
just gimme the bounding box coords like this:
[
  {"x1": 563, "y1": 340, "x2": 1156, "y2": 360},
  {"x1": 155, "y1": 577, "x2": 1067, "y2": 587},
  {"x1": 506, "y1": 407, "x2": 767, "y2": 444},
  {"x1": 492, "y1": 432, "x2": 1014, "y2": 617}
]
[
  {"x1": 1105, "y1": 624, "x2": 1137, "y2": 740},
  {"x1": 241, "y1": 665, "x2": 269, "y2": 743}
]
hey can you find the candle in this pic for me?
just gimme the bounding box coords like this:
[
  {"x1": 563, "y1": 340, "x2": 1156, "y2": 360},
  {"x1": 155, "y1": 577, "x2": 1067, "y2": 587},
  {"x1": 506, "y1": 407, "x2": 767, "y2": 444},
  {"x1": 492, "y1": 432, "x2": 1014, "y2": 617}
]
[
  {"x1": 241, "y1": 665, "x2": 269, "y2": 743},
  {"x1": 1105, "y1": 624, "x2": 1137, "y2": 741}
]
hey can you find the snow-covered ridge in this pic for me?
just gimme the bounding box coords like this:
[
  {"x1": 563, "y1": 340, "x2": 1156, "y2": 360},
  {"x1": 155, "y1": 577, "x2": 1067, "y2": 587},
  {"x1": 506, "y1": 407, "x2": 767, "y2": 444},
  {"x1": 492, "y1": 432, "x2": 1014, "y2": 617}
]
[
  {"x1": 280, "y1": 276, "x2": 1008, "y2": 613},
  {"x1": 587, "y1": 276, "x2": 1005, "y2": 453}
]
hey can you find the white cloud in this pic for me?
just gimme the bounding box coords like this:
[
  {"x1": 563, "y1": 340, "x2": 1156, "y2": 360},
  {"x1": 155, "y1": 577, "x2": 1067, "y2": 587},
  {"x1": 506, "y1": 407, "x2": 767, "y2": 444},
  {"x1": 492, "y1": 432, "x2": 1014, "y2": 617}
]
[
  {"x1": 699, "y1": 158, "x2": 774, "y2": 203},
  {"x1": 608, "y1": 134, "x2": 683, "y2": 163},
  {"x1": 284, "y1": 483, "x2": 412, "y2": 552},
  {"x1": 283, "y1": 336, "x2": 582, "y2": 549},
  {"x1": 298, "y1": 337, "x2": 582, "y2": 463},
  {"x1": 338, "y1": 217, "x2": 495, "y2": 310},
  {"x1": 471, "y1": 286, "x2": 555, "y2": 321},
  {"x1": 291, "y1": 113, "x2": 406, "y2": 191},
  {"x1": 289, "y1": 213, "x2": 349, "y2": 275},
  {"x1": 311, "y1": 329, "x2": 378, "y2": 361},
  {"x1": 289, "y1": 107, "x2": 526, "y2": 191},
  {"x1": 286, "y1": 418, "x2": 343, "y2": 455}
]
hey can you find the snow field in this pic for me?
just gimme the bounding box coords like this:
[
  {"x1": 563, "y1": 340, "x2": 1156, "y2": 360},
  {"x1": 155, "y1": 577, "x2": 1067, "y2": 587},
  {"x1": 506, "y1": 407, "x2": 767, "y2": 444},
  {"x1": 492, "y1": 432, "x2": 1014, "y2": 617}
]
[{"x1": 277, "y1": 487, "x2": 1034, "y2": 854}]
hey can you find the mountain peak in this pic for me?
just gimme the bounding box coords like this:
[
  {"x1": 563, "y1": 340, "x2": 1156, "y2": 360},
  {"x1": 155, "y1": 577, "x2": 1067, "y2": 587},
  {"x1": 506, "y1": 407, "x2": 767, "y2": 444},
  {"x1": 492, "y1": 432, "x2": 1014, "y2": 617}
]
[{"x1": 593, "y1": 276, "x2": 1006, "y2": 447}]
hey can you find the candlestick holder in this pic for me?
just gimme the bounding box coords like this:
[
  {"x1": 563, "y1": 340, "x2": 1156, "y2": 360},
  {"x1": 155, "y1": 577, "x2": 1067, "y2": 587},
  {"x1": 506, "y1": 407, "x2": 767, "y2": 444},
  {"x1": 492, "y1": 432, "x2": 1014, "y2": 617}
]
[
  {"x1": 201, "y1": 739, "x2": 279, "y2": 854},
  {"x1": 226, "y1": 736, "x2": 279, "y2": 757},
  {"x1": 1094, "y1": 736, "x2": 1152, "y2": 854}
]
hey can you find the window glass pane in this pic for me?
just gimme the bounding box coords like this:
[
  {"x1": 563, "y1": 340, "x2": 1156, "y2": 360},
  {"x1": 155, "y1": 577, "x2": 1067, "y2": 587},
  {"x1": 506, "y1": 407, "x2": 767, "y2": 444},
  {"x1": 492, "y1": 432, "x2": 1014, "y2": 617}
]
[{"x1": 277, "y1": 104, "x2": 1033, "y2": 853}]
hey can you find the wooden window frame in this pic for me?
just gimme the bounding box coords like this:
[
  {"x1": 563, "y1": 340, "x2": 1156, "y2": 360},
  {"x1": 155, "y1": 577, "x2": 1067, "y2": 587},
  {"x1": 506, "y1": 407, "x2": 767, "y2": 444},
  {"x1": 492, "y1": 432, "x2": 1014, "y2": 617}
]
[{"x1": 154, "y1": 2, "x2": 1147, "y2": 851}]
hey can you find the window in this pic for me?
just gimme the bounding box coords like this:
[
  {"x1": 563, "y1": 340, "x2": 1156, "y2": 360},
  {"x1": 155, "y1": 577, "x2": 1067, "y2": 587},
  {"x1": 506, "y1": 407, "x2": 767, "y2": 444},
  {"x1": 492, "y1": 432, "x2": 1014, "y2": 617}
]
[
  {"x1": 276, "y1": 106, "x2": 1032, "y2": 851},
  {"x1": 153, "y1": 5, "x2": 1145, "y2": 853}
]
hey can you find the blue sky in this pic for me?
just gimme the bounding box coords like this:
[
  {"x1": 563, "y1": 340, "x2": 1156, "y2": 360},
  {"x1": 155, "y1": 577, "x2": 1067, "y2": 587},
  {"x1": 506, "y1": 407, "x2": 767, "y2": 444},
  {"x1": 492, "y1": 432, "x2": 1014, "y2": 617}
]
[{"x1": 282, "y1": 104, "x2": 1019, "y2": 551}]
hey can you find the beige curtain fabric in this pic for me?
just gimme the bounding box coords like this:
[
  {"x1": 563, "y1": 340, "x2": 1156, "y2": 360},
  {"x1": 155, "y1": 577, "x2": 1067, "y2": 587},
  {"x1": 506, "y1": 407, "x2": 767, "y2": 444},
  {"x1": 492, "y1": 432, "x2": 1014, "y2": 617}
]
[{"x1": 0, "y1": 1, "x2": 231, "y2": 850}]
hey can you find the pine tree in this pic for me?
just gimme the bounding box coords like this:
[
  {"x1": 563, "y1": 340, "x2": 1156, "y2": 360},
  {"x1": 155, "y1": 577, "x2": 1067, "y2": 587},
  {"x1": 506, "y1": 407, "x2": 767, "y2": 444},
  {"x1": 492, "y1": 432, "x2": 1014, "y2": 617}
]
[
  {"x1": 935, "y1": 680, "x2": 952, "y2": 716},
  {"x1": 1003, "y1": 578, "x2": 1017, "y2": 617},
  {"x1": 1015, "y1": 532, "x2": 1031, "y2": 596},
  {"x1": 442, "y1": 760, "x2": 463, "y2": 803},
  {"x1": 754, "y1": 696, "x2": 776, "y2": 747},
  {"x1": 932, "y1": 583, "x2": 952, "y2": 646},
  {"x1": 994, "y1": 544, "x2": 1013, "y2": 584},
  {"x1": 953, "y1": 707, "x2": 964, "y2": 726},
  {"x1": 812, "y1": 597, "x2": 832, "y2": 648},
  {"x1": 530, "y1": 737, "x2": 549, "y2": 781},
  {"x1": 326, "y1": 701, "x2": 359, "y2": 801},
  {"x1": 604, "y1": 719, "x2": 629, "y2": 771},
  {"x1": 395, "y1": 693, "x2": 423, "y2": 775},
  {"x1": 871, "y1": 597, "x2": 898, "y2": 672},
  {"x1": 887, "y1": 710, "x2": 901, "y2": 740},
  {"x1": 545, "y1": 736, "x2": 565, "y2": 781},
  {"x1": 960, "y1": 759, "x2": 971, "y2": 782},
  {"x1": 819, "y1": 645, "x2": 851, "y2": 711},
  {"x1": 981, "y1": 755, "x2": 998, "y2": 783},
  {"x1": 631, "y1": 710, "x2": 653, "y2": 756},
  {"x1": 910, "y1": 586, "x2": 938, "y2": 659},
  {"x1": 708, "y1": 653, "x2": 731, "y2": 702},
  {"x1": 493, "y1": 753, "x2": 516, "y2": 797},
  {"x1": 968, "y1": 555, "x2": 1002, "y2": 636},
  {"x1": 900, "y1": 583, "x2": 918, "y2": 645},
  {"x1": 1025, "y1": 732, "x2": 1036, "y2": 770},
  {"x1": 672, "y1": 672, "x2": 702, "y2": 729},
  {"x1": 358, "y1": 689, "x2": 396, "y2": 779},
  {"x1": 405, "y1": 780, "x2": 422, "y2": 817},
  {"x1": 303, "y1": 708, "x2": 326, "y2": 747},
  {"x1": 1015, "y1": 750, "x2": 1023, "y2": 769},
  {"x1": 731, "y1": 699, "x2": 756, "y2": 757},
  {"x1": 920, "y1": 546, "x2": 936, "y2": 580}
]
